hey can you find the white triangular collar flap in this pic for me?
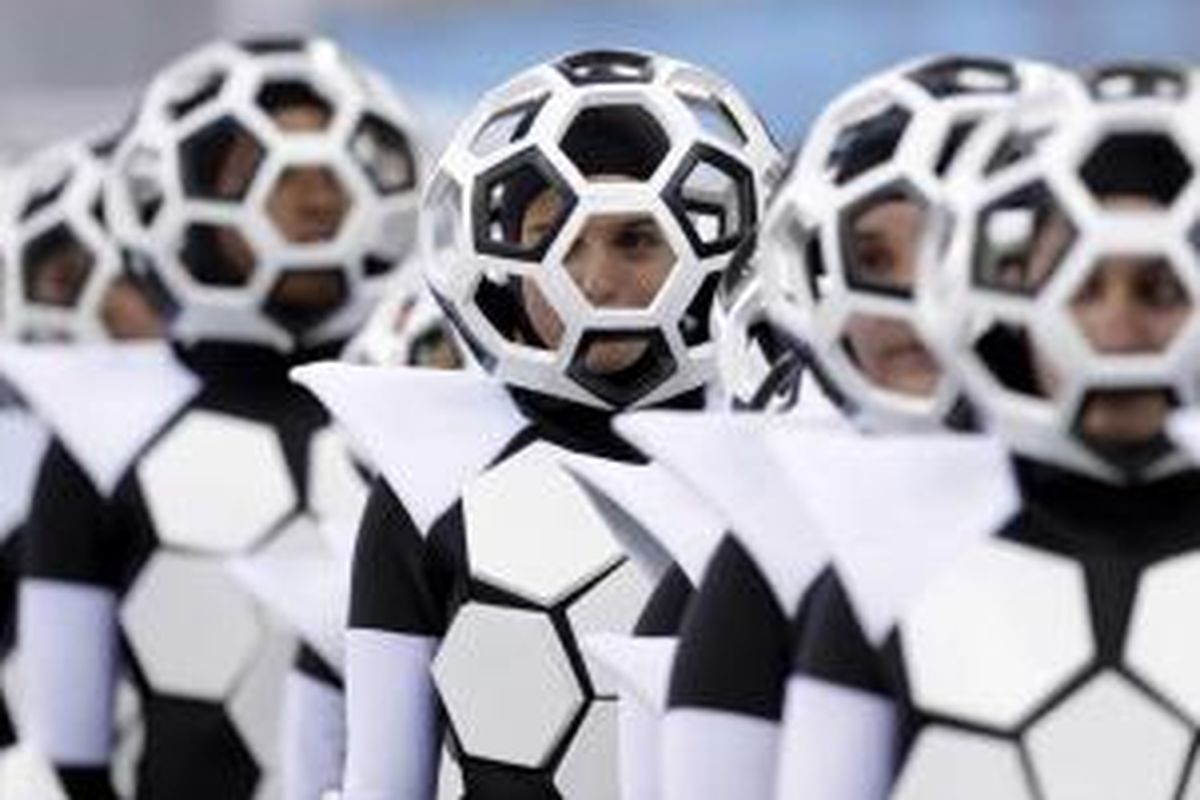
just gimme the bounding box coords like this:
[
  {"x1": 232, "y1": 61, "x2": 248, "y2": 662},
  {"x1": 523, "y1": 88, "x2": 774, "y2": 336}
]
[
  {"x1": 0, "y1": 343, "x2": 200, "y2": 496},
  {"x1": 292, "y1": 363, "x2": 527, "y2": 534},
  {"x1": 1168, "y1": 408, "x2": 1200, "y2": 463},
  {"x1": 562, "y1": 453, "x2": 728, "y2": 586},
  {"x1": 616, "y1": 411, "x2": 833, "y2": 611},
  {"x1": 764, "y1": 425, "x2": 1019, "y2": 645},
  {"x1": 0, "y1": 409, "x2": 50, "y2": 536},
  {"x1": 583, "y1": 633, "x2": 677, "y2": 712}
]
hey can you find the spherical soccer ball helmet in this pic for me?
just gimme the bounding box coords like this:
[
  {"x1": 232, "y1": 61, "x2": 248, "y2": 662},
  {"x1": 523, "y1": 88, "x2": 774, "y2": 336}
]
[
  {"x1": 105, "y1": 36, "x2": 423, "y2": 352},
  {"x1": 423, "y1": 48, "x2": 781, "y2": 409},
  {"x1": 763, "y1": 55, "x2": 1068, "y2": 432},
  {"x1": 2, "y1": 131, "x2": 155, "y2": 342},
  {"x1": 919, "y1": 62, "x2": 1200, "y2": 481}
]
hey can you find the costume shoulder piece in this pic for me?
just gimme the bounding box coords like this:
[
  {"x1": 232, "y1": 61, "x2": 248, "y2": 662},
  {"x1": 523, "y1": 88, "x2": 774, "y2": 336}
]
[
  {"x1": 292, "y1": 363, "x2": 526, "y2": 533},
  {"x1": 1168, "y1": 408, "x2": 1200, "y2": 462},
  {"x1": 616, "y1": 410, "x2": 832, "y2": 611},
  {"x1": 0, "y1": 343, "x2": 200, "y2": 495},
  {"x1": 583, "y1": 633, "x2": 677, "y2": 712},
  {"x1": 0, "y1": 408, "x2": 50, "y2": 536},
  {"x1": 764, "y1": 425, "x2": 1019, "y2": 644},
  {"x1": 563, "y1": 454, "x2": 727, "y2": 585}
]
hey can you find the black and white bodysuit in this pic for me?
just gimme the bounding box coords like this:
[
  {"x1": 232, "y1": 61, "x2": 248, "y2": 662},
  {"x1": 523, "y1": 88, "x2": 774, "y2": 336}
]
[
  {"x1": 773, "y1": 427, "x2": 1200, "y2": 800},
  {"x1": 297, "y1": 363, "x2": 705, "y2": 799},
  {"x1": 12, "y1": 341, "x2": 344, "y2": 800}
]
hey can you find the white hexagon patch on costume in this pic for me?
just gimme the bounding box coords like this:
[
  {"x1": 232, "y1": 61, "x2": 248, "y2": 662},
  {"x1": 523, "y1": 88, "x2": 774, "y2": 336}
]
[
  {"x1": 1125, "y1": 551, "x2": 1200, "y2": 723},
  {"x1": 892, "y1": 726, "x2": 1032, "y2": 800},
  {"x1": 461, "y1": 442, "x2": 624, "y2": 607},
  {"x1": 121, "y1": 551, "x2": 263, "y2": 699},
  {"x1": 431, "y1": 602, "x2": 584, "y2": 767},
  {"x1": 139, "y1": 411, "x2": 295, "y2": 554},
  {"x1": 901, "y1": 539, "x2": 1093, "y2": 728},
  {"x1": 1025, "y1": 671, "x2": 1190, "y2": 800},
  {"x1": 553, "y1": 700, "x2": 619, "y2": 800}
]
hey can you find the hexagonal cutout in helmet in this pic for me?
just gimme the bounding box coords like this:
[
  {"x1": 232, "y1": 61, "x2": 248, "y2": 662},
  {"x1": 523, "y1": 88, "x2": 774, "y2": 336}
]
[
  {"x1": 557, "y1": 50, "x2": 654, "y2": 86},
  {"x1": 122, "y1": 145, "x2": 166, "y2": 227},
  {"x1": 560, "y1": 105, "x2": 670, "y2": 182},
  {"x1": 664, "y1": 144, "x2": 756, "y2": 258},
  {"x1": 475, "y1": 277, "x2": 563, "y2": 353},
  {"x1": 470, "y1": 95, "x2": 548, "y2": 158},
  {"x1": 473, "y1": 149, "x2": 577, "y2": 262},
  {"x1": 562, "y1": 213, "x2": 676, "y2": 310},
  {"x1": 972, "y1": 321, "x2": 1059, "y2": 400},
  {"x1": 1089, "y1": 63, "x2": 1188, "y2": 101},
  {"x1": 255, "y1": 80, "x2": 334, "y2": 131},
  {"x1": 166, "y1": 68, "x2": 226, "y2": 121},
  {"x1": 677, "y1": 90, "x2": 749, "y2": 149},
  {"x1": 266, "y1": 164, "x2": 351, "y2": 244},
  {"x1": 351, "y1": 112, "x2": 416, "y2": 195},
  {"x1": 839, "y1": 312, "x2": 942, "y2": 398},
  {"x1": 180, "y1": 223, "x2": 258, "y2": 287},
  {"x1": 179, "y1": 116, "x2": 265, "y2": 201},
  {"x1": 567, "y1": 329, "x2": 677, "y2": 406},
  {"x1": 838, "y1": 182, "x2": 928, "y2": 297},
  {"x1": 1071, "y1": 386, "x2": 1178, "y2": 473},
  {"x1": 827, "y1": 105, "x2": 911, "y2": 186},
  {"x1": 907, "y1": 56, "x2": 1018, "y2": 98},
  {"x1": 1069, "y1": 254, "x2": 1192, "y2": 356},
  {"x1": 21, "y1": 223, "x2": 94, "y2": 307},
  {"x1": 262, "y1": 268, "x2": 349, "y2": 335},
  {"x1": 1080, "y1": 133, "x2": 1193, "y2": 207},
  {"x1": 972, "y1": 182, "x2": 1075, "y2": 296}
]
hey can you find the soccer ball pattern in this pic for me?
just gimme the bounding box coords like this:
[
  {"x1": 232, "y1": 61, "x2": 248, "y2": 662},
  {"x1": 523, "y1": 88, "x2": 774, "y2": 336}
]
[
  {"x1": 762, "y1": 55, "x2": 1066, "y2": 431},
  {"x1": 104, "y1": 37, "x2": 423, "y2": 352},
  {"x1": 918, "y1": 63, "x2": 1200, "y2": 480},
  {"x1": 423, "y1": 48, "x2": 780, "y2": 409}
]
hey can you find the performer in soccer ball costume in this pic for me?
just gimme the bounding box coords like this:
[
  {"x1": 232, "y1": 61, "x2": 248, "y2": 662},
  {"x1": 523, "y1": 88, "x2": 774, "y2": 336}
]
[
  {"x1": 295, "y1": 48, "x2": 779, "y2": 799},
  {"x1": 777, "y1": 62, "x2": 1200, "y2": 799},
  {"x1": 11, "y1": 37, "x2": 422, "y2": 800},
  {"x1": 579, "y1": 55, "x2": 1069, "y2": 800},
  {"x1": 0, "y1": 131, "x2": 164, "y2": 794}
]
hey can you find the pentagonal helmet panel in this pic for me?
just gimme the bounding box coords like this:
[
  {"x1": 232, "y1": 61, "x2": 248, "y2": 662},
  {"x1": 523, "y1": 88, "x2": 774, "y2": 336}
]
[
  {"x1": 121, "y1": 551, "x2": 263, "y2": 699},
  {"x1": 431, "y1": 603, "x2": 585, "y2": 767},
  {"x1": 892, "y1": 726, "x2": 1032, "y2": 800},
  {"x1": 566, "y1": 561, "x2": 653, "y2": 697},
  {"x1": 1025, "y1": 671, "x2": 1190, "y2": 800},
  {"x1": 139, "y1": 411, "x2": 296, "y2": 554},
  {"x1": 552, "y1": 700, "x2": 619, "y2": 800},
  {"x1": 901, "y1": 540, "x2": 1093, "y2": 728},
  {"x1": 1125, "y1": 552, "x2": 1200, "y2": 722},
  {"x1": 461, "y1": 442, "x2": 624, "y2": 607}
]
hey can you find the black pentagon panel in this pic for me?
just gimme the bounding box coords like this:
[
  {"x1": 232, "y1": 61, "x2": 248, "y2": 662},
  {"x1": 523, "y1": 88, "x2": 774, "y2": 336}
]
[
  {"x1": 362, "y1": 253, "x2": 397, "y2": 277},
  {"x1": 972, "y1": 322, "x2": 1049, "y2": 400},
  {"x1": 471, "y1": 96, "x2": 548, "y2": 158},
  {"x1": 1079, "y1": 133, "x2": 1193, "y2": 206},
  {"x1": 179, "y1": 117, "x2": 264, "y2": 202},
  {"x1": 21, "y1": 223, "x2": 95, "y2": 307},
  {"x1": 557, "y1": 49, "x2": 655, "y2": 86},
  {"x1": 472, "y1": 148, "x2": 578, "y2": 263},
  {"x1": 972, "y1": 181, "x2": 1074, "y2": 296},
  {"x1": 663, "y1": 144, "x2": 758, "y2": 259},
  {"x1": 180, "y1": 223, "x2": 258, "y2": 287},
  {"x1": 458, "y1": 757, "x2": 561, "y2": 799},
  {"x1": 474, "y1": 278, "x2": 559, "y2": 353},
  {"x1": 560, "y1": 105, "x2": 670, "y2": 181},
  {"x1": 827, "y1": 105, "x2": 911, "y2": 186},
  {"x1": 136, "y1": 697, "x2": 260, "y2": 799},
  {"x1": 351, "y1": 113, "x2": 417, "y2": 194},
  {"x1": 262, "y1": 268, "x2": 350, "y2": 336},
  {"x1": 567, "y1": 329, "x2": 677, "y2": 407},
  {"x1": 1088, "y1": 62, "x2": 1189, "y2": 101},
  {"x1": 680, "y1": 271, "x2": 722, "y2": 347},
  {"x1": 837, "y1": 181, "x2": 929, "y2": 298},
  {"x1": 907, "y1": 56, "x2": 1019, "y2": 98}
]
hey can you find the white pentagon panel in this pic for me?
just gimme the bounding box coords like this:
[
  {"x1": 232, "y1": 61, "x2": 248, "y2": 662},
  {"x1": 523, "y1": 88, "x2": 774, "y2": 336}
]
[
  {"x1": 1126, "y1": 552, "x2": 1200, "y2": 722},
  {"x1": 229, "y1": 624, "x2": 296, "y2": 770},
  {"x1": 308, "y1": 427, "x2": 370, "y2": 529},
  {"x1": 431, "y1": 602, "x2": 585, "y2": 767},
  {"x1": 900, "y1": 539, "x2": 1093, "y2": 728},
  {"x1": 553, "y1": 700, "x2": 619, "y2": 800},
  {"x1": 121, "y1": 551, "x2": 263, "y2": 699},
  {"x1": 1025, "y1": 671, "x2": 1190, "y2": 800},
  {"x1": 891, "y1": 726, "x2": 1031, "y2": 800},
  {"x1": 139, "y1": 411, "x2": 296, "y2": 554},
  {"x1": 566, "y1": 561, "x2": 654, "y2": 697},
  {"x1": 462, "y1": 443, "x2": 625, "y2": 607}
]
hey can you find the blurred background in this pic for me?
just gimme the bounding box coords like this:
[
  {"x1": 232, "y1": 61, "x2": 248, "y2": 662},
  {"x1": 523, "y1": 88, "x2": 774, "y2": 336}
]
[{"x1": 0, "y1": 0, "x2": 1197, "y2": 160}]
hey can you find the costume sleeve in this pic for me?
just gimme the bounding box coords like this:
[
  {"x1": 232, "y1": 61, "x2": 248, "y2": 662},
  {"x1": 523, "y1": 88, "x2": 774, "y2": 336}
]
[
  {"x1": 282, "y1": 645, "x2": 346, "y2": 800},
  {"x1": 342, "y1": 479, "x2": 443, "y2": 800},
  {"x1": 660, "y1": 535, "x2": 793, "y2": 800},
  {"x1": 20, "y1": 440, "x2": 121, "y2": 799},
  {"x1": 772, "y1": 568, "x2": 895, "y2": 800}
]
